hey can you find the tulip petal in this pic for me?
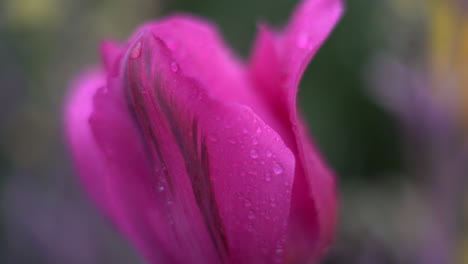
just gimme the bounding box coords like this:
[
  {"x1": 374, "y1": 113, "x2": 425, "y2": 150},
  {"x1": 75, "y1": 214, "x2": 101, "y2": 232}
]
[
  {"x1": 249, "y1": 0, "x2": 343, "y2": 261},
  {"x1": 123, "y1": 32, "x2": 295, "y2": 263},
  {"x1": 66, "y1": 69, "x2": 176, "y2": 263},
  {"x1": 67, "y1": 30, "x2": 296, "y2": 263},
  {"x1": 130, "y1": 16, "x2": 297, "y2": 154},
  {"x1": 100, "y1": 40, "x2": 124, "y2": 74}
]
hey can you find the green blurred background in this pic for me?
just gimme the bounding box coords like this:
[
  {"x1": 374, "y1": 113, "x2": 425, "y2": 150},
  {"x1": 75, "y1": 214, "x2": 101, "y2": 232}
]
[{"x1": 0, "y1": 0, "x2": 466, "y2": 263}]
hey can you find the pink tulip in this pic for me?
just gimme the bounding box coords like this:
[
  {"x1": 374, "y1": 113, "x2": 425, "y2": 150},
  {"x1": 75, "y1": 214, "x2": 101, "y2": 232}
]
[{"x1": 65, "y1": 0, "x2": 343, "y2": 263}]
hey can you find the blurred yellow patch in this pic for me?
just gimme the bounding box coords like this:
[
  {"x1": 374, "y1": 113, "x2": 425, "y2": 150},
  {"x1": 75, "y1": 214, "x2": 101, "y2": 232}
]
[
  {"x1": 392, "y1": 0, "x2": 428, "y2": 19},
  {"x1": 5, "y1": 0, "x2": 61, "y2": 28},
  {"x1": 431, "y1": 0, "x2": 468, "y2": 129}
]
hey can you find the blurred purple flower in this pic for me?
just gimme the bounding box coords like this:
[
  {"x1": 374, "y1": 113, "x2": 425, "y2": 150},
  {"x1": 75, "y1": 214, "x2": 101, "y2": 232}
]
[
  {"x1": 64, "y1": 0, "x2": 343, "y2": 263},
  {"x1": 2, "y1": 173, "x2": 143, "y2": 264},
  {"x1": 368, "y1": 55, "x2": 468, "y2": 264}
]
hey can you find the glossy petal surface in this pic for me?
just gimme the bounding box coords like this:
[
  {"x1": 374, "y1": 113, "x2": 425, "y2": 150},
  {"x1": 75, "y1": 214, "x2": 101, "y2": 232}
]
[
  {"x1": 66, "y1": 0, "x2": 342, "y2": 263},
  {"x1": 123, "y1": 33, "x2": 295, "y2": 263},
  {"x1": 67, "y1": 30, "x2": 296, "y2": 263},
  {"x1": 249, "y1": 0, "x2": 343, "y2": 261}
]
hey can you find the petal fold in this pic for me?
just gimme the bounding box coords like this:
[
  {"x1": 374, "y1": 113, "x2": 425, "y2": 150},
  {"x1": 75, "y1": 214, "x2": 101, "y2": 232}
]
[
  {"x1": 249, "y1": 0, "x2": 343, "y2": 261},
  {"x1": 67, "y1": 26, "x2": 297, "y2": 263},
  {"x1": 123, "y1": 32, "x2": 296, "y2": 263}
]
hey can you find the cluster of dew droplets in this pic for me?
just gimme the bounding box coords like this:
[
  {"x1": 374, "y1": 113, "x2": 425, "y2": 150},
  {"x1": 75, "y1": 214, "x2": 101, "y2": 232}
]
[{"x1": 153, "y1": 163, "x2": 177, "y2": 226}]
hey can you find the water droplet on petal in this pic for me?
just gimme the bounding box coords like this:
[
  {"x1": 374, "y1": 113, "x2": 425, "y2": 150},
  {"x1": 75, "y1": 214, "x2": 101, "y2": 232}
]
[
  {"x1": 248, "y1": 210, "x2": 256, "y2": 220},
  {"x1": 208, "y1": 135, "x2": 218, "y2": 142},
  {"x1": 130, "y1": 42, "x2": 142, "y2": 59},
  {"x1": 266, "y1": 150, "x2": 272, "y2": 157},
  {"x1": 228, "y1": 138, "x2": 237, "y2": 144},
  {"x1": 250, "y1": 149, "x2": 259, "y2": 159},
  {"x1": 170, "y1": 61, "x2": 179, "y2": 72},
  {"x1": 244, "y1": 199, "x2": 252, "y2": 208},
  {"x1": 272, "y1": 162, "x2": 283, "y2": 175},
  {"x1": 274, "y1": 249, "x2": 284, "y2": 263},
  {"x1": 157, "y1": 184, "x2": 165, "y2": 192},
  {"x1": 252, "y1": 137, "x2": 258, "y2": 145},
  {"x1": 247, "y1": 170, "x2": 257, "y2": 176},
  {"x1": 265, "y1": 173, "x2": 272, "y2": 182}
]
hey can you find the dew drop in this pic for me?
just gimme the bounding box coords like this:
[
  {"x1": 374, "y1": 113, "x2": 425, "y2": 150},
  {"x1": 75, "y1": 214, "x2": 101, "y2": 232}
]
[
  {"x1": 228, "y1": 138, "x2": 237, "y2": 144},
  {"x1": 170, "y1": 62, "x2": 179, "y2": 72},
  {"x1": 247, "y1": 170, "x2": 257, "y2": 176},
  {"x1": 265, "y1": 172, "x2": 272, "y2": 182},
  {"x1": 272, "y1": 162, "x2": 283, "y2": 175},
  {"x1": 242, "y1": 128, "x2": 248, "y2": 134},
  {"x1": 250, "y1": 149, "x2": 259, "y2": 159},
  {"x1": 266, "y1": 150, "x2": 272, "y2": 158},
  {"x1": 130, "y1": 42, "x2": 142, "y2": 59},
  {"x1": 274, "y1": 249, "x2": 284, "y2": 263},
  {"x1": 244, "y1": 199, "x2": 252, "y2": 208},
  {"x1": 248, "y1": 210, "x2": 256, "y2": 220},
  {"x1": 157, "y1": 184, "x2": 165, "y2": 192},
  {"x1": 208, "y1": 135, "x2": 218, "y2": 142},
  {"x1": 252, "y1": 137, "x2": 258, "y2": 145}
]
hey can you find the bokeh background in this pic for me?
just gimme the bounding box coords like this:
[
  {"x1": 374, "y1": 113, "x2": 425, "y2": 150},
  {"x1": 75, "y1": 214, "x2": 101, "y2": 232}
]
[{"x1": 1, "y1": 0, "x2": 467, "y2": 263}]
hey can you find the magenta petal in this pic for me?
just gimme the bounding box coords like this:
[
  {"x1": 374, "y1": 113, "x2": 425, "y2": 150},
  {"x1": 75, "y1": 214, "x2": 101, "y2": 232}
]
[
  {"x1": 65, "y1": 69, "x2": 107, "y2": 210},
  {"x1": 128, "y1": 15, "x2": 250, "y2": 105},
  {"x1": 283, "y1": 1, "x2": 343, "y2": 257},
  {"x1": 100, "y1": 40, "x2": 124, "y2": 73},
  {"x1": 130, "y1": 16, "x2": 296, "y2": 155},
  {"x1": 65, "y1": 69, "x2": 178, "y2": 263},
  {"x1": 67, "y1": 0, "x2": 342, "y2": 262},
  {"x1": 249, "y1": 0, "x2": 343, "y2": 261},
  {"x1": 67, "y1": 30, "x2": 296, "y2": 263},
  {"x1": 123, "y1": 32, "x2": 295, "y2": 263}
]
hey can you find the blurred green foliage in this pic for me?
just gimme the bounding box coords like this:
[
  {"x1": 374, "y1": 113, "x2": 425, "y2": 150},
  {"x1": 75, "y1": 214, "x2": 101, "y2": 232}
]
[{"x1": 170, "y1": 0, "x2": 402, "y2": 181}]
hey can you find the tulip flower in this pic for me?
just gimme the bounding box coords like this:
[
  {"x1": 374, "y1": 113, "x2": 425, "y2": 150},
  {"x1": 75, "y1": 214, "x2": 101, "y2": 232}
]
[{"x1": 65, "y1": 0, "x2": 343, "y2": 263}]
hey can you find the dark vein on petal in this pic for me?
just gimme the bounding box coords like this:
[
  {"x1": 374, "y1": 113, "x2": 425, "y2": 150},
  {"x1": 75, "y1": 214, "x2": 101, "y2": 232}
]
[
  {"x1": 125, "y1": 59, "x2": 175, "y2": 193},
  {"x1": 155, "y1": 84, "x2": 230, "y2": 263},
  {"x1": 124, "y1": 36, "x2": 230, "y2": 263}
]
